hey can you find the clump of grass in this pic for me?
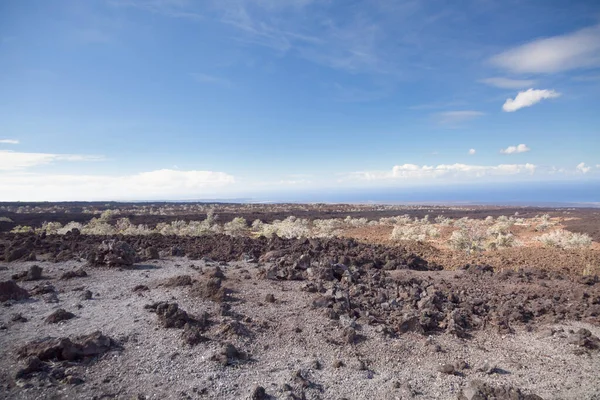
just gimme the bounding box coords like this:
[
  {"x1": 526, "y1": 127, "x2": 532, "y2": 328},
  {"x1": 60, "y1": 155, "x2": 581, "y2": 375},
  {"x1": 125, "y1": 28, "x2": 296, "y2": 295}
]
[{"x1": 0, "y1": 216, "x2": 13, "y2": 223}]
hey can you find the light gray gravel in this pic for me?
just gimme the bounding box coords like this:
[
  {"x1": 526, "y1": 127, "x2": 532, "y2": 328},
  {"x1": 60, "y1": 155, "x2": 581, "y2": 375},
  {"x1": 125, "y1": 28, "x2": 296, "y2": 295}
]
[{"x1": 1, "y1": 259, "x2": 600, "y2": 400}]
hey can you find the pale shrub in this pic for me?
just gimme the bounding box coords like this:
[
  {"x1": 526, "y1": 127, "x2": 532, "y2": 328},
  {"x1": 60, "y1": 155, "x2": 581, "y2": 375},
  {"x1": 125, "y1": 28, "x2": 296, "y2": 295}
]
[
  {"x1": 99, "y1": 209, "x2": 120, "y2": 221},
  {"x1": 390, "y1": 224, "x2": 440, "y2": 241},
  {"x1": 313, "y1": 218, "x2": 345, "y2": 238},
  {"x1": 380, "y1": 215, "x2": 412, "y2": 225},
  {"x1": 487, "y1": 221, "x2": 513, "y2": 237},
  {"x1": 486, "y1": 232, "x2": 519, "y2": 250},
  {"x1": 81, "y1": 218, "x2": 116, "y2": 235},
  {"x1": 453, "y1": 217, "x2": 472, "y2": 228},
  {"x1": 536, "y1": 230, "x2": 592, "y2": 249},
  {"x1": 224, "y1": 217, "x2": 248, "y2": 236},
  {"x1": 115, "y1": 218, "x2": 152, "y2": 235},
  {"x1": 10, "y1": 225, "x2": 34, "y2": 234},
  {"x1": 0, "y1": 216, "x2": 13, "y2": 223},
  {"x1": 57, "y1": 222, "x2": 84, "y2": 234},
  {"x1": 449, "y1": 223, "x2": 487, "y2": 253},
  {"x1": 36, "y1": 221, "x2": 63, "y2": 235},
  {"x1": 435, "y1": 215, "x2": 452, "y2": 226},
  {"x1": 274, "y1": 216, "x2": 311, "y2": 239},
  {"x1": 344, "y1": 216, "x2": 369, "y2": 227},
  {"x1": 535, "y1": 214, "x2": 554, "y2": 232}
]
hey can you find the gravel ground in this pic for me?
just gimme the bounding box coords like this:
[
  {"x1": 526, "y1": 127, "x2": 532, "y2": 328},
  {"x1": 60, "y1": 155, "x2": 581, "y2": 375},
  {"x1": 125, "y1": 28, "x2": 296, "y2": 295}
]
[{"x1": 1, "y1": 258, "x2": 600, "y2": 400}]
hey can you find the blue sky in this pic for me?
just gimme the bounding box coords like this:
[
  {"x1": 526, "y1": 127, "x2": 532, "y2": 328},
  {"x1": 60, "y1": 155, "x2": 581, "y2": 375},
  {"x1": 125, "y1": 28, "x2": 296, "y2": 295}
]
[{"x1": 0, "y1": 0, "x2": 599, "y2": 201}]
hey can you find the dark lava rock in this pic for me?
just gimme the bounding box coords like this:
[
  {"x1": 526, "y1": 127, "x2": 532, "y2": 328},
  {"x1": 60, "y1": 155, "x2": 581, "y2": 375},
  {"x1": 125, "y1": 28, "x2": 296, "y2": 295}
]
[
  {"x1": 265, "y1": 293, "x2": 276, "y2": 303},
  {"x1": 181, "y1": 325, "x2": 209, "y2": 346},
  {"x1": 145, "y1": 302, "x2": 210, "y2": 336},
  {"x1": 60, "y1": 269, "x2": 88, "y2": 280},
  {"x1": 190, "y1": 278, "x2": 227, "y2": 302},
  {"x1": 437, "y1": 364, "x2": 456, "y2": 375},
  {"x1": 211, "y1": 343, "x2": 247, "y2": 366},
  {"x1": 133, "y1": 285, "x2": 150, "y2": 292},
  {"x1": 11, "y1": 265, "x2": 43, "y2": 281},
  {"x1": 0, "y1": 280, "x2": 30, "y2": 302},
  {"x1": 81, "y1": 290, "x2": 93, "y2": 300},
  {"x1": 251, "y1": 386, "x2": 268, "y2": 400},
  {"x1": 143, "y1": 247, "x2": 160, "y2": 260},
  {"x1": 568, "y1": 328, "x2": 600, "y2": 351},
  {"x1": 164, "y1": 275, "x2": 193, "y2": 287},
  {"x1": 458, "y1": 380, "x2": 543, "y2": 400},
  {"x1": 11, "y1": 313, "x2": 28, "y2": 323},
  {"x1": 87, "y1": 240, "x2": 136, "y2": 268},
  {"x1": 31, "y1": 283, "x2": 56, "y2": 295},
  {"x1": 15, "y1": 356, "x2": 45, "y2": 379},
  {"x1": 397, "y1": 316, "x2": 424, "y2": 335},
  {"x1": 17, "y1": 331, "x2": 114, "y2": 362},
  {"x1": 5, "y1": 246, "x2": 30, "y2": 262},
  {"x1": 45, "y1": 309, "x2": 75, "y2": 324}
]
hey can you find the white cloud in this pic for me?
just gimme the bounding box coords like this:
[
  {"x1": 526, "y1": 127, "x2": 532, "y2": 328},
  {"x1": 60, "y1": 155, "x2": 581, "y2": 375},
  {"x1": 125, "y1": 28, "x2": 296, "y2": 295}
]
[
  {"x1": 0, "y1": 169, "x2": 236, "y2": 201},
  {"x1": 468, "y1": 149, "x2": 476, "y2": 155},
  {"x1": 490, "y1": 24, "x2": 600, "y2": 74},
  {"x1": 502, "y1": 89, "x2": 560, "y2": 112},
  {"x1": 0, "y1": 139, "x2": 19, "y2": 144},
  {"x1": 341, "y1": 163, "x2": 537, "y2": 182},
  {"x1": 436, "y1": 111, "x2": 485, "y2": 126},
  {"x1": 576, "y1": 162, "x2": 591, "y2": 174},
  {"x1": 500, "y1": 144, "x2": 530, "y2": 154},
  {"x1": 480, "y1": 77, "x2": 536, "y2": 89},
  {"x1": 0, "y1": 150, "x2": 103, "y2": 170}
]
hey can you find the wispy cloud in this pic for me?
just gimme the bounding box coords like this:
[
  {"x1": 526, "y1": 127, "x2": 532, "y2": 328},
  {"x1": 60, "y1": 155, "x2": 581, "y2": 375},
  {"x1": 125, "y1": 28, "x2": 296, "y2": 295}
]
[
  {"x1": 340, "y1": 163, "x2": 537, "y2": 182},
  {"x1": 436, "y1": 111, "x2": 484, "y2": 126},
  {"x1": 190, "y1": 73, "x2": 232, "y2": 87},
  {"x1": 0, "y1": 169, "x2": 235, "y2": 201},
  {"x1": 480, "y1": 77, "x2": 536, "y2": 89},
  {"x1": 468, "y1": 148, "x2": 476, "y2": 155},
  {"x1": 502, "y1": 89, "x2": 560, "y2": 112},
  {"x1": 109, "y1": 0, "x2": 203, "y2": 20},
  {"x1": 490, "y1": 24, "x2": 600, "y2": 74},
  {"x1": 0, "y1": 150, "x2": 103, "y2": 171},
  {"x1": 0, "y1": 139, "x2": 19, "y2": 144},
  {"x1": 500, "y1": 144, "x2": 530, "y2": 154}
]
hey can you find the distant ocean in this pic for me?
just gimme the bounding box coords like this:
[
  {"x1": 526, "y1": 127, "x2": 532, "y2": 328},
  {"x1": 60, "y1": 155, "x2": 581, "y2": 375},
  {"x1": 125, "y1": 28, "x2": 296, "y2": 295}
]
[{"x1": 250, "y1": 181, "x2": 600, "y2": 207}]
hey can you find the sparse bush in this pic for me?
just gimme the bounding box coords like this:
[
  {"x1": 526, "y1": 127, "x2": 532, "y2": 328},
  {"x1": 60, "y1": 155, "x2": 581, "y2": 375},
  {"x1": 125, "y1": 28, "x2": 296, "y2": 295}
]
[
  {"x1": 81, "y1": 217, "x2": 117, "y2": 235},
  {"x1": 380, "y1": 215, "x2": 412, "y2": 225},
  {"x1": 435, "y1": 215, "x2": 452, "y2": 226},
  {"x1": 486, "y1": 232, "x2": 519, "y2": 250},
  {"x1": 272, "y1": 216, "x2": 311, "y2": 239},
  {"x1": 36, "y1": 221, "x2": 63, "y2": 235},
  {"x1": 57, "y1": 222, "x2": 84, "y2": 234},
  {"x1": 390, "y1": 224, "x2": 439, "y2": 241},
  {"x1": 10, "y1": 225, "x2": 34, "y2": 234},
  {"x1": 487, "y1": 221, "x2": 512, "y2": 237},
  {"x1": 0, "y1": 216, "x2": 13, "y2": 223},
  {"x1": 536, "y1": 230, "x2": 592, "y2": 249},
  {"x1": 449, "y1": 223, "x2": 487, "y2": 253},
  {"x1": 223, "y1": 217, "x2": 248, "y2": 236},
  {"x1": 535, "y1": 214, "x2": 554, "y2": 232}
]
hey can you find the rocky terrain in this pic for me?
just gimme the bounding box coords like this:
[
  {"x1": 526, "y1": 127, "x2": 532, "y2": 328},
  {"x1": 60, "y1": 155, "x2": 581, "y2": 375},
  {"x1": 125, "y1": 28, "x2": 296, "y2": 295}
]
[{"x1": 1, "y1": 205, "x2": 600, "y2": 399}]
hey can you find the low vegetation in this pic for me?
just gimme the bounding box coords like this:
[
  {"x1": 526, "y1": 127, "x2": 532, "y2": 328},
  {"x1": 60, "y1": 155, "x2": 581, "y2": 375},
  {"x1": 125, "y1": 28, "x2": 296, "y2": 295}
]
[{"x1": 7, "y1": 210, "x2": 593, "y2": 252}]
